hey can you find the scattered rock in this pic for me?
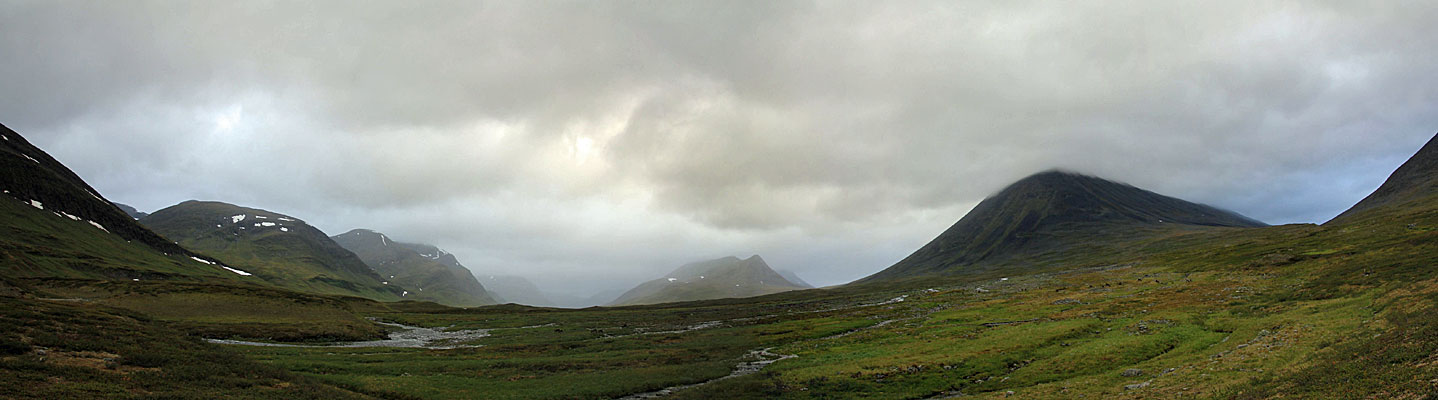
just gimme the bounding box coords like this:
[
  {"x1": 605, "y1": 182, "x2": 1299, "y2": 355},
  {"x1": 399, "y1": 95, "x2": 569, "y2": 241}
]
[
  {"x1": 1120, "y1": 368, "x2": 1144, "y2": 377},
  {"x1": 1052, "y1": 298, "x2": 1080, "y2": 305},
  {"x1": 1124, "y1": 380, "x2": 1151, "y2": 390}
]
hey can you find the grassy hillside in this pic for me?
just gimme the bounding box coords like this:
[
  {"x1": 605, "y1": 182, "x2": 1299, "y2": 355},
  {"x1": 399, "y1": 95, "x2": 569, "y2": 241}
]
[
  {"x1": 0, "y1": 196, "x2": 260, "y2": 283},
  {"x1": 207, "y1": 188, "x2": 1437, "y2": 399},
  {"x1": 141, "y1": 202, "x2": 405, "y2": 302},
  {"x1": 0, "y1": 123, "x2": 194, "y2": 258},
  {"x1": 2, "y1": 189, "x2": 1434, "y2": 399},
  {"x1": 2, "y1": 119, "x2": 1435, "y2": 398}
]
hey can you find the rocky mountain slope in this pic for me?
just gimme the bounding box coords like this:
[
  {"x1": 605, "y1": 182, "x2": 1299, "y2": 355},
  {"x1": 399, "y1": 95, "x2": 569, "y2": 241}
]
[{"x1": 331, "y1": 229, "x2": 497, "y2": 307}]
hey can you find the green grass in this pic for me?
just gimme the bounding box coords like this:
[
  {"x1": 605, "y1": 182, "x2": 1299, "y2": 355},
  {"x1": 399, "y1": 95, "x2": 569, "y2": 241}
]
[
  {"x1": 4, "y1": 187, "x2": 1438, "y2": 398},
  {"x1": 0, "y1": 296, "x2": 380, "y2": 399}
]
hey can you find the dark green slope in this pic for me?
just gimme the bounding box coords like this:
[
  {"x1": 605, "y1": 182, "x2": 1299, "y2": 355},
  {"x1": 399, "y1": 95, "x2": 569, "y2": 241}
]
[
  {"x1": 1329, "y1": 132, "x2": 1438, "y2": 224},
  {"x1": 331, "y1": 229, "x2": 496, "y2": 307},
  {"x1": 861, "y1": 170, "x2": 1265, "y2": 282},
  {"x1": 610, "y1": 255, "x2": 806, "y2": 306},
  {"x1": 0, "y1": 123, "x2": 258, "y2": 282},
  {"x1": 1, "y1": 122, "x2": 194, "y2": 259},
  {"x1": 141, "y1": 201, "x2": 404, "y2": 301}
]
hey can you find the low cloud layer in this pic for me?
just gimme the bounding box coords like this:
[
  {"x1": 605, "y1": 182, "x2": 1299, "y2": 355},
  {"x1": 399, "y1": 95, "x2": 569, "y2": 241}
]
[{"x1": 3, "y1": 1, "x2": 1436, "y2": 301}]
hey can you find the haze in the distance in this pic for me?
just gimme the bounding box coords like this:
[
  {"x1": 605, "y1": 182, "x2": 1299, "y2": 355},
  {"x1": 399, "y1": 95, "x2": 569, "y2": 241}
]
[{"x1": 2, "y1": 1, "x2": 1436, "y2": 301}]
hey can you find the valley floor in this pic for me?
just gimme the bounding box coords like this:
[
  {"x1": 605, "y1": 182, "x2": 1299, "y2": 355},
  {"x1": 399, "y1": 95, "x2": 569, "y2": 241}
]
[{"x1": 4, "y1": 205, "x2": 1438, "y2": 399}]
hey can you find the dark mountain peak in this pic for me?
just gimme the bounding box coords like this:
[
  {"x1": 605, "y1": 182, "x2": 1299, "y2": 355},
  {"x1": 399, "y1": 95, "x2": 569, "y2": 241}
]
[
  {"x1": 159, "y1": 200, "x2": 305, "y2": 221},
  {"x1": 1021, "y1": 168, "x2": 1095, "y2": 180},
  {"x1": 987, "y1": 170, "x2": 1263, "y2": 228},
  {"x1": 1329, "y1": 132, "x2": 1438, "y2": 223},
  {"x1": 340, "y1": 228, "x2": 393, "y2": 247},
  {"x1": 861, "y1": 170, "x2": 1265, "y2": 282},
  {"x1": 0, "y1": 122, "x2": 191, "y2": 256}
]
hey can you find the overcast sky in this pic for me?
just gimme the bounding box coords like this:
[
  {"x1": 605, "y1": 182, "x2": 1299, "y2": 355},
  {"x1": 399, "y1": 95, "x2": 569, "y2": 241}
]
[{"x1": 3, "y1": 1, "x2": 1436, "y2": 302}]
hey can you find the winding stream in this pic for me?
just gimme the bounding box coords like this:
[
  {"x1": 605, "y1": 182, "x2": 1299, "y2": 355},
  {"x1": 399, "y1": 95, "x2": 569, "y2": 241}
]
[
  {"x1": 615, "y1": 347, "x2": 798, "y2": 399},
  {"x1": 204, "y1": 321, "x2": 490, "y2": 349}
]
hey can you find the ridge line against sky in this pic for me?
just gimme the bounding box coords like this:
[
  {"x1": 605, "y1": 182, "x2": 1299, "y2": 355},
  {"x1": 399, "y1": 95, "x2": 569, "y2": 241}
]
[{"x1": 2, "y1": 1, "x2": 1435, "y2": 297}]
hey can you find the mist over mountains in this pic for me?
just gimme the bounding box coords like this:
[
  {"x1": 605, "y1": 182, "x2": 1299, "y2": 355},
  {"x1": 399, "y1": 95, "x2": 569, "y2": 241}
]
[
  {"x1": 4, "y1": 1, "x2": 1438, "y2": 396},
  {"x1": 7, "y1": 2, "x2": 1436, "y2": 297}
]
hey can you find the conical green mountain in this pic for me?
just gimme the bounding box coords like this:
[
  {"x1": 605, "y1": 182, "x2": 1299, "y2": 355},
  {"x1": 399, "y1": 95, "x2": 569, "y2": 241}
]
[
  {"x1": 610, "y1": 255, "x2": 807, "y2": 306},
  {"x1": 331, "y1": 229, "x2": 497, "y2": 307},
  {"x1": 862, "y1": 170, "x2": 1265, "y2": 282},
  {"x1": 140, "y1": 201, "x2": 405, "y2": 301},
  {"x1": 1329, "y1": 132, "x2": 1438, "y2": 224},
  {"x1": 0, "y1": 123, "x2": 255, "y2": 282}
]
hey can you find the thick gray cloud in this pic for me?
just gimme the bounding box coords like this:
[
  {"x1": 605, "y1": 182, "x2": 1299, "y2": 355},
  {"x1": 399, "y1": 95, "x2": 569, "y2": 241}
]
[{"x1": 3, "y1": 1, "x2": 1436, "y2": 303}]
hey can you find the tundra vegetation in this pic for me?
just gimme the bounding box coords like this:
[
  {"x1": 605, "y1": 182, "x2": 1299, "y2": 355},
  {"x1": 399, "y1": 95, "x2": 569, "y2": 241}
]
[{"x1": 1, "y1": 123, "x2": 1436, "y2": 398}]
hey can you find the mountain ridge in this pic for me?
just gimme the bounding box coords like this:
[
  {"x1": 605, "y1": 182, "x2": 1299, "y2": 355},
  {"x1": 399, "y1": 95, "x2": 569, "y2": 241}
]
[
  {"x1": 332, "y1": 229, "x2": 497, "y2": 307},
  {"x1": 0, "y1": 122, "x2": 196, "y2": 257},
  {"x1": 862, "y1": 170, "x2": 1266, "y2": 282},
  {"x1": 140, "y1": 201, "x2": 405, "y2": 301}
]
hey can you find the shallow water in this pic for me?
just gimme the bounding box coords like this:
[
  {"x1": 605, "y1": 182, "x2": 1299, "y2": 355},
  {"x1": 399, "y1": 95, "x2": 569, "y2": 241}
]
[
  {"x1": 615, "y1": 347, "x2": 797, "y2": 399},
  {"x1": 205, "y1": 321, "x2": 490, "y2": 349}
]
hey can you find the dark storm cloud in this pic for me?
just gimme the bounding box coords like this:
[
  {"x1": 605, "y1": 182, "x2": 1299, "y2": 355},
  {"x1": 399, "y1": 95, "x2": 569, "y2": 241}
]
[{"x1": 2, "y1": 1, "x2": 1436, "y2": 299}]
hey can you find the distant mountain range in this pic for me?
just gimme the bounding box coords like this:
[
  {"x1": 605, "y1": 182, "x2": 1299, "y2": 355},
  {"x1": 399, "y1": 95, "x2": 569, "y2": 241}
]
[
  {"x1": 777, "y1": 269, "x2": 814, "y2": 288},
  {"x1": 7, "y1": 116, "x2": 1436, "y2": 307},
  {"x1": 547, "y1": 287, "x2": 628, "y2": 308},
  {"x1": 861, "y1": 170, "x2": 1266, "y2": 282},
  {"x1": 140, "y1": 201, "x2": 406, "y2": 301},
  {"x1": 113, "y1": 202, "x2": 149, "y2": 219},
  {"x1": 3, "y1": 117, "x2": 1438, "y2": 398},
  {"x1": 332, "y1": 229, "x2": 497, "y2": 307},
  {"x1": 476, "y1": 274, "x2": 554, "y2": 307},
  {"x1": 610, "y1": 255, "x2": 807, "y2": 306}
]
